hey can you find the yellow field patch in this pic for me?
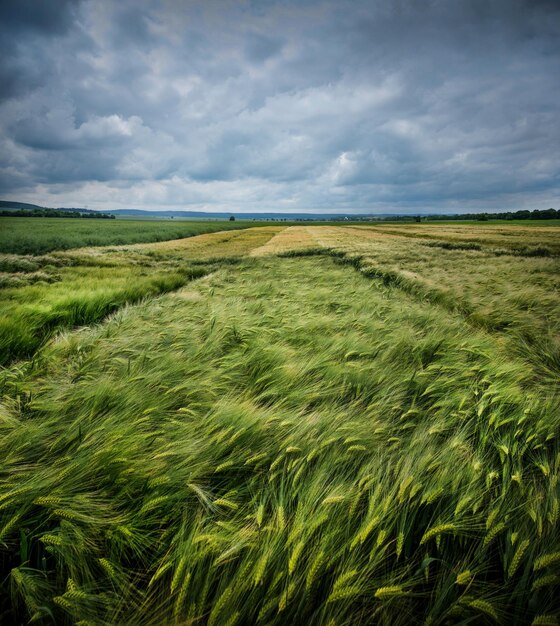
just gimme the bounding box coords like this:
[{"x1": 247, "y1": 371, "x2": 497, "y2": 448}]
[
  {"x1": 249, "y1": 226, "x2": 322, "y2": 256},
  {"x1": 351, "y1": 223, "x2": 560, "y2": 251},
  {"x1": 131, "y1": 226, "x2": 285, "y2": 259},
  {"x1": 59, "y1": 226, "x2": 286, "y2": 263}
]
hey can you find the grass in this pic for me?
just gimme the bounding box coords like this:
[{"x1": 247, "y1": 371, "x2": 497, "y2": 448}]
[
  {"x1": 0, "y1": 222, "x2": 559, "y2": 624},
  {"x1": 301, "y1": 225, "x2": 560, "y2": 382},
  {"x1": 0, "y1": 227, "x2": 282, "y2": 365},
  {"x1": 0, "y1": 217, "x2": 269, "y2": 255}
]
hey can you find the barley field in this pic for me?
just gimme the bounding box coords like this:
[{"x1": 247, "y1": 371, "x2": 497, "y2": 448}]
[
  {"x1": 0, "y1": 222, "x2": 559, "y2": 625},
  {"x1": 0, "y1": 217, "x2": 267, "y2": 255}
]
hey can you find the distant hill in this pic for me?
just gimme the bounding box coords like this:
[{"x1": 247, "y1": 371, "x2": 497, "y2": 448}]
[
  {"x1": 0, "y1": 202, "x2": 362, "y2": 220},
  {"x1": 0, "y1": 201, "x2": 115, "y2": 219},
  {"x1": 0, "y1": 200, "x2": 100, "y2": 214},
  {"x1": 107, "y1": 209, "x2": 368, "y2": 220},
  {"x1": 0, "y1": 200, "x2": 47, "y2": 211}
]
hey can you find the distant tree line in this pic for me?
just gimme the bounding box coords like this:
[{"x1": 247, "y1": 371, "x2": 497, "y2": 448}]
[
  {"x1": 0, "y1": 208, "x2": 116, "y2": 219},
  {"x1": 323, "y1": 208, "x2": 559, "y2": 222},
  {"x1": 426, "y1": 208, "x2": 558, "y2": 221}
]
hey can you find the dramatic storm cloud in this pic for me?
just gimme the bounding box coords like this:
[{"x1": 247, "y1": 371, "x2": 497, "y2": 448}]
[{"x1": 1, "y1": 0, "x2": 559, "y2": 213}]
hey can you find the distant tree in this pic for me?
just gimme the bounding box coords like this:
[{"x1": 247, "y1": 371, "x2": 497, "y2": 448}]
[
  {"x1": 229, "y1": 215, "x2": 235, "y2": 221},
  {"x1": 414, "y1": 215, "x2": 422, "y2": 223}
]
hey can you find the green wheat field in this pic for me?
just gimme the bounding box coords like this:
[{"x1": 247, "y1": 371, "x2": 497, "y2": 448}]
[{"x1": 1, "y1": 218, "x2": 559, "y2": 625}]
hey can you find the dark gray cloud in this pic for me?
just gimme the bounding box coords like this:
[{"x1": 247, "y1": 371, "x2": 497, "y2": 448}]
[
  {"x1": 0, "y1": 0, "x2": 80, "y2": 35},
  {"x1": 0, "y1": 0, "x2": 559, "y2": 212}
]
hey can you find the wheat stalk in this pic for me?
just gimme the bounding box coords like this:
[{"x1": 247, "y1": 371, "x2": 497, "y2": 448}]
[
  {"x1": 467, "y1": 599, "x2": 498, "y2": 621},
  {"x1": 534, "y1": 551, "x2": 560, "y2": 571},
  {"x1": 171, "y1": 555, "x2": 188, "y2": 594},
  {"x1": 173, "y1": 571, "x2": 191, "y2": 619},
  {"x1": 208, "y1": 587, "x2": 233, "y2": 626},
  {"x1": 277, "y1": 506, "x2": 286, "y2": 530},
  {"x1": 223, "y1": 611, "x2": 240, "y2": 626},
  {"x1": 531, "y1": 616, "x2": 559, "y2": 626},
  {"x1": 322, "y1": 495, "x2": 346, "y2": 505},
  {"x1": 508, "y1": 539, "x2": 530, "y2": 578},
  {"x1": 0, "y1": 513, "x2": 22, "y2": 543},
  {"x1": 33, "y1": 496, "x2": 63, "y2": 507},
  {"x1": 213, "y1": 497, "x2": 239, "y2": 510},
  {"x1": 53, "y1": 595, "x2": 73, "y2": 611},
  {"x1": 483, "y1": 522, "x2": 506, "y2": 548},
  {"x1": 396, "y1": 531, "x2": 404, "y2": 558},
  {"x1": 305, "y1": 550, "x2": 325, "y2": 592},
  {"x1": 289, "y1": 540, "x2": 305, "y2": 575},
  {"x1": 420, "y1": 523, "x2": 456, "y2": 546},
  {"x1": 278, "y1": 582, "x2": 296, "y2": 612},
  {"x1": 374, "y1": 585, "x2": 407, "y2": 599},
  {"x1": 327, "y1": 585, "x2": 361, "y2": 603},
  {"x1": 455, "y1": 570, "x2": 472, "y2": 586},
  {"x1": 351, "y1": 515, "x2": 379, "y2": 548},
  {"x1": 253, "y1": 553, "x2": 268, "y2": 586},
  {"x1": 531, "y1": 574, "x2": 558, "y2": 591}
]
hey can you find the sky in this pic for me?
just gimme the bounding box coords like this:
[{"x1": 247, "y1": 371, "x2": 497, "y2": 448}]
[{"x1": 0, "y1": 0, "x2": 559, "y2": 214}]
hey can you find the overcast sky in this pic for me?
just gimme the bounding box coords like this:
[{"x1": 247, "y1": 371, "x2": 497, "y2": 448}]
[{"x1": 0, "y1": 0, "x2": 559, "y2": 214}]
